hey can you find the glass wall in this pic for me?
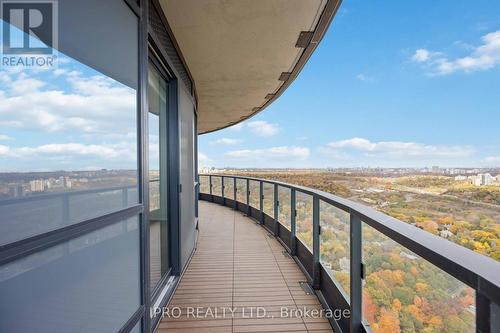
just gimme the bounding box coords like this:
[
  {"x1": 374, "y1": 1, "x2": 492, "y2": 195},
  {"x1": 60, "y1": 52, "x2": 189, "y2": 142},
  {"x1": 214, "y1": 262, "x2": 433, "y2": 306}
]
[{"x1": 148, "y1": 62, "x2": 170, "y2": 291}]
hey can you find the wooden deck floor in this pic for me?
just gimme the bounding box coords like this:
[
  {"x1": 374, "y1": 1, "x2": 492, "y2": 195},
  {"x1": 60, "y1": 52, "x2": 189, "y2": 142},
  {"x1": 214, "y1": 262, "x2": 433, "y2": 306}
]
[{"x1": 157, "y1": 201, "x2": 334, "y2": 333}]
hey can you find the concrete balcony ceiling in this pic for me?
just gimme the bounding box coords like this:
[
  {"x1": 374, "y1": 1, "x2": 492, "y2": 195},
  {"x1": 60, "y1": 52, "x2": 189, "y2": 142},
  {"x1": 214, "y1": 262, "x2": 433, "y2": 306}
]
[{"x1": 160, "y1": 0, "x2": 341, "y2": 134}]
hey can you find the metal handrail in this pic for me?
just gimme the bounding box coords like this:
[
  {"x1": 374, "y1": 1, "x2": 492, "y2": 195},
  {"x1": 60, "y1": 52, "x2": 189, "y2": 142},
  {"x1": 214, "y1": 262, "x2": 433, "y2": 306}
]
[
  {"x1": 199, "y1": 174, "x2": 500, "y2": 333},
  {"x1": 0, "y1": 184, "x2": 137, "y2": 206},
  {"x1": 0, "y1": 179, "x2": 166, "y2": 206}
]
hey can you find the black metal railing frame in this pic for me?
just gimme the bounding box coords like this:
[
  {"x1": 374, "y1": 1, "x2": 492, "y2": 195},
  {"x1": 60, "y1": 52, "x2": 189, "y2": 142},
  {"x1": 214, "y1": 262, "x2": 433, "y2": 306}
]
[{"x1": 200, "y1": 174, "x2": 500, "y2": 333}]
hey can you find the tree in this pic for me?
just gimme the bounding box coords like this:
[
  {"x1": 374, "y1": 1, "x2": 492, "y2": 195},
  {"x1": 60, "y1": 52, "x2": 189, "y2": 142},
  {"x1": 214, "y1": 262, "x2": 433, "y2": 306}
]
[{"x1": 374, "y1": 308, "x2": 401, "y2": 333}]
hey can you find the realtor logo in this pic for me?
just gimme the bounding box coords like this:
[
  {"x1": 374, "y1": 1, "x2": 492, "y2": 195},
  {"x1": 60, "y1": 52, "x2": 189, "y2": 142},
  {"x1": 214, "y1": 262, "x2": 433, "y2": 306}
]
[{"x1": 1, "y1": 0, "x2": 58, "y2": 67}]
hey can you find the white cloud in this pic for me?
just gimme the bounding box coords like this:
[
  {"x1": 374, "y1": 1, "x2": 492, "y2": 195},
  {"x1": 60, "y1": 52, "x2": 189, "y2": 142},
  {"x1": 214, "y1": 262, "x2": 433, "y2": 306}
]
[
  {"x1": 211, "y1": 138, "x2": 242, "y2": 145},
  {"x1": 356, "y1": 73, "x2": 375, "y2": 82},
  {"x1": 0, "y1": 142, "x2": 135, "y2": 161},
  {"x1": 412, "y1": 30, "x2": 500, "y2": 75},
  {"x1": 225, "y1": 146, "x2": 309, "y2": 161},
  {"x1": 412, "y1": 49, "x2": 431, "y2": 62},
  {"x1": 198, "y1": 152, "x2": 212, "y2": 167},
  {"x1": 52, "y1": 68, "x2": 67, "y2": 77},
  {"x1": 10, "y1": 77, "x2": 46, "y2": 94},
  {"x1": 0, "y1": 68, "x2": 136, "y2": 135},
  {"x1": 0, "y1": 134, "x2": 14, "y2": 141},
  {"x1": 323, "y1": 137, "x2": 474, "y2": 157},
  {"x1": 0, "y1": 145, "x2": 9, "y2": 155},
  {"x1": 247, "y1": 120, "x2": 279, "y2": 137}
]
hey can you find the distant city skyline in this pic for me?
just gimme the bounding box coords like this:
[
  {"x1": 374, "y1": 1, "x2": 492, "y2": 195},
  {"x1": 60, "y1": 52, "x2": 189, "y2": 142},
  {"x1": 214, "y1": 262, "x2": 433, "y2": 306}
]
[{"x1": 198, "y1": 0, "x2": 500, "y2": 169}]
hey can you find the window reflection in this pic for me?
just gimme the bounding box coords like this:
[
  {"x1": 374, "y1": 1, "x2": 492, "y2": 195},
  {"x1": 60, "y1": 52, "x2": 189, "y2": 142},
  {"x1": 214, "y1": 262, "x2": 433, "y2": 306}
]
[
  {"x1": 148, "y1": 63, "x2": 170, "y2": 291},
  {"x1": 0, "y1": 19, "x2": 138, "y2": 245}
]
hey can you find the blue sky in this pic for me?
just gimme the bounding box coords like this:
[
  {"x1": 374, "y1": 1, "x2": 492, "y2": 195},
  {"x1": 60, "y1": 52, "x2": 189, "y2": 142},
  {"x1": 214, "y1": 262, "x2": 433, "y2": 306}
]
[{"x1": 199, "y1": 0, "x2": 500, "y2": 168}]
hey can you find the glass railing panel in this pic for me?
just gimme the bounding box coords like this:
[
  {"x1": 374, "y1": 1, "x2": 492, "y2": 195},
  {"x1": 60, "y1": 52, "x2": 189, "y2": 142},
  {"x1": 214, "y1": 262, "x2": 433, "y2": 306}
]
[
  {"x1": 236, "y1": 178, "x2": 247, "y2": 204},
  {"x1": 223, "y1": 177, "x2": 234, "y2": 200},
  {"x1": 296, "y1": 191, "x2": 313, "y2": 251},
  {"x1": 199, "y1": 175, "x2": 209, "y2": 194},
  {"x1": 263, "y1": 183, "x2": 274, "y2": 217},
  {"x1": 320, "y1": 200, "x2": 350, "y2": 295},
  {"x1": 211, "y1": 176, "x2": 222, "y2": 196},
  {"x1": 278, "y1": 186, "x2": 291, "y2": 229},
  {"x1": 362, "y1": 223, "x2": 475, "y2": 333},
  {"x1": 249, "y1": 180, "x2": 260, "y2": 209}
]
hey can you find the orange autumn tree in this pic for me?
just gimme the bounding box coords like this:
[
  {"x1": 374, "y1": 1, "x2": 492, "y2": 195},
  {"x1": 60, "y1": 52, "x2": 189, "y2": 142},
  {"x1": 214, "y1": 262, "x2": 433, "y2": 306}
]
[{"x1": 373, "y1": 308, "x2": 401, "y2": 333}]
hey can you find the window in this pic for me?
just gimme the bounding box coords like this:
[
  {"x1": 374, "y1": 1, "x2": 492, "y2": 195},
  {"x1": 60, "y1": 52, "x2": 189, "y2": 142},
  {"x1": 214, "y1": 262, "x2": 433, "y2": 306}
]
[{"x1": 148, "y1": 62, "x2": 171, "y2": 291}]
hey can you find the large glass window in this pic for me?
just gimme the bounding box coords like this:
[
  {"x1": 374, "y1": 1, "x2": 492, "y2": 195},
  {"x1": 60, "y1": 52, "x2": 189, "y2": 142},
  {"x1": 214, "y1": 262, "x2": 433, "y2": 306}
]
[
  {"x1": 0, "y1": 217, "x2": 141, "y2": 332},
  {"x1": 0, "y1": 0, "x2": 141, "y2": 331},
  {"x1": 148, "y1": 63, "x2": 170, "y2": 291},
  {"x1": 0, "y1": 0, "x2": 138, "y2": 246}
]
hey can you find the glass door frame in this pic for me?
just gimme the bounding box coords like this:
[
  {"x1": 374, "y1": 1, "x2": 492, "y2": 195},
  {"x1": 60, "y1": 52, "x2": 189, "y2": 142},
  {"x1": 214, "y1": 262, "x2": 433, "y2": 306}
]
[{"x1": 147, "y1": 47, "x2": 181, "y2": 308}]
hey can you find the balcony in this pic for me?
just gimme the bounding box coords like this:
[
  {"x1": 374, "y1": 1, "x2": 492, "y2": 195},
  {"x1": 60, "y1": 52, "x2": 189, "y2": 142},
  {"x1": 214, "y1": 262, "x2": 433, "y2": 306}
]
[
  {"x1": 158, "y1": 201, "x2": 334, "y2": 332},
  {"x1": 189, "y1": 175, "x2": 500, "y2": 333}
]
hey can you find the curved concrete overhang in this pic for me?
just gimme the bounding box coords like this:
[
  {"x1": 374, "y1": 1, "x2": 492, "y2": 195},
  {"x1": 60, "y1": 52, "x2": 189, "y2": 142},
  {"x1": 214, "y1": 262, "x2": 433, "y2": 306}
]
[{"x1": 160, "y1": 0, "x2": 341, "y2": 134}]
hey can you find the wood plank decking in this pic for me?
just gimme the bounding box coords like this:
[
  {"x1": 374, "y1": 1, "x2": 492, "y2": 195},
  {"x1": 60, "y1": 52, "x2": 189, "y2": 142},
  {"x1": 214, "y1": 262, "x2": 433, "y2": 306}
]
[{"x1": 157, "y1": 201, "x2": 334, "y2": 333}]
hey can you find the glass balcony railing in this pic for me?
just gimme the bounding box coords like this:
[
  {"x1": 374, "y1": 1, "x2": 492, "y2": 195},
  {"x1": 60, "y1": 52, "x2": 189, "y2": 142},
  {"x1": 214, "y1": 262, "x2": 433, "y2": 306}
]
[
  {"x1": 0, "y1": 184, "x2": 138, "y2": 246},
  {"x1": 199, "y1": 174, "x2": 500, "y2": 333}
]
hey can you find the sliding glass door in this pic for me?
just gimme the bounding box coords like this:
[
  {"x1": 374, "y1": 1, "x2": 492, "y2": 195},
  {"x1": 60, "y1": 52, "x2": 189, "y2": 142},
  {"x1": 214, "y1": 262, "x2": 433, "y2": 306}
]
[{"x1": 148, "y1": 62, "x2": 170, "y2": 292}]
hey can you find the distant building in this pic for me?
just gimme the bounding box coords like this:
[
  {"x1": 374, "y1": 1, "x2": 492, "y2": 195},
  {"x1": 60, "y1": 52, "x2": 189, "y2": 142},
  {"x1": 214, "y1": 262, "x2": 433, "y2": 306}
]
[
  {"x1": 439, "y1": 230, "x2": 454, "y2": 239},
  {"x1": 482, "y1": 173, "x2": 493, "y2": 186},
  {"x1": 468, "y1": 173, "x2": 494, "y2": 186},
  {"x1": 454, "y1": 175, "x2": 467, "y2": 181},
  {"x1": 29, "y1": 179, "x2": 44, "y2": 192}
]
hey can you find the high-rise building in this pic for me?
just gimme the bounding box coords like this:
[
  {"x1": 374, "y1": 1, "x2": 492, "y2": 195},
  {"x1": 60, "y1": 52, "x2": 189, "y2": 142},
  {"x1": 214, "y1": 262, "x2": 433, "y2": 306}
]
[{"x1": 29, "y1": 179, "x2": 44, "y2": 192}]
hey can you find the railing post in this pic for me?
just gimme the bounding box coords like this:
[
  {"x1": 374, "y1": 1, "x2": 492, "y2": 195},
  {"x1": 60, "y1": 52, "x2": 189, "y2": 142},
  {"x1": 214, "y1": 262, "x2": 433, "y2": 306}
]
[
  {"x1": 274, "y1": 183, "x2": 279, "y2": 237},
  {"x1": 290, "y1": 188, "x2": 297, "y2": 256},
  {"x1": 233, "y1": 177, "x2": 237, "y2": 210},
  {"x1": 312, "y1": 195, "x2": 320, "y2": 289},
  {"x1": 209, "y1": 175, "x2": 213, "y2": 202},
  {"x1": 122, "y1": 187, "x2": 128, "y2": 207},
  {"x1": 62, "y1": 194, "x2": 70, "y2": 253},
  {"x1": 221, "y1": 176, "x2": 225, "y2": 205},
  {"x1": 246, "y1": 178, "x2": 250, "y2": 216},
  {"x1": 350, "y1": 213, "x2": 362, "y2": 333},
  {"x1": 477, "y1": 291, "x2": 500, "y2": 333},
  {"x1": 259, "y1": 181, "x2": 264, "y2": 225}
]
